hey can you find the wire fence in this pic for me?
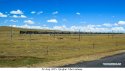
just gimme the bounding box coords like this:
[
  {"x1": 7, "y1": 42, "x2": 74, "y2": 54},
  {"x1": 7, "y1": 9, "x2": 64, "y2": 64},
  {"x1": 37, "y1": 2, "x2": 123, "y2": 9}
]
[{"x1": 0, "y1": 29, "x2": 125, "y2": 58}]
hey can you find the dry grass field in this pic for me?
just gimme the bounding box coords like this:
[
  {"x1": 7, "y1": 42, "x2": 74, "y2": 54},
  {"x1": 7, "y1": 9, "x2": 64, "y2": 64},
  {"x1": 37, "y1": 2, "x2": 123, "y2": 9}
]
[{"x1": 0, "y1": 26, "x2": 125, "y2": 67}]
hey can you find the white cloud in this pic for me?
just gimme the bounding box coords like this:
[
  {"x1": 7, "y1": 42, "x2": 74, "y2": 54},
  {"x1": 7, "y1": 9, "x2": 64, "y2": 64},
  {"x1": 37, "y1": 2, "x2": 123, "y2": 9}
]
[
  {"x1": 12, "y1": 15, "x2": 27, "y2": 18},
  {"x1": 20, "y1": 15, "x2": 27, "y2": 18},
  {"x1": 52, "y1": 11, "x2": 58, "y2": 15},
  {"x1": 52, "y1": 25, "x2": 125, "y2": 32},
  {"x1": 10, "y1": 19, "x2": 18, "y2": 22},
  {"x1": 14, "y1": 24, "x2": 30, "y2": 28},
  {"x1": 22, "y1": 24, "x2": 30, "y2": 28},
  {"x1": 76, "y1": 12, "x2": 80, "y2": 15},
  {"x1": 11, "y1": 24, "x2": 49, "y2": 29},
  {"x1": 117, "y1": 21, "x2": 125, "y2": 25},
  {"x1": 103, "y1": 21, "x2": 125, "y2": 27},
  {"x1": 31, "y1": 11, "x2": 36, "y2": 14},
  {"x1": 53, "y1": 25, "x2": 66, "y2": 30},
  {"x1": 37, "y1": 11, "x2": 43, "y2": 15},
  {"x1": 10, "y1": 24, "x2": 125, "y2": 33},
  {"x1": 31, "y1": 11, "x2": 43, "y2": 15},
  {"x1": 111, "y1": 27, "x2": 125, "y2": 32},
  {"x1": 0, "y1": 12, "x2": 7, "y2": 17},
  {"x1": 10, "y1": 10, "x2": 23, "y2": 14},
  {"x1": 52, "y1": 25, "x2": 105, "y2": 32},
  {"x1": 103, "y1": 23, "x2": 113, "y2": 27},
  {"x1": 9, "y1": 20, "x2": 125, "y2": 33},
  {"x1": 12, "y1": 15, "x2": 18, "y2": 18},
  {"x1": 24, "y1": 20, "x2": 34, "y2": 24},
  {"x1": 47, "y1": 19, "x2": 58, "y2": 23},
  {"x1": 11, "y1": 25, "x2": 17, "y2": 27}
]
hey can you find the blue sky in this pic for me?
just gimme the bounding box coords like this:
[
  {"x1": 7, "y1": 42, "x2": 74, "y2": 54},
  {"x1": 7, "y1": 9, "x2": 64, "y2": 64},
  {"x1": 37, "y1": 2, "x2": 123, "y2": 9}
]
[{"x1": 0, "y1": 0, "x2": 125, "y2": 32}]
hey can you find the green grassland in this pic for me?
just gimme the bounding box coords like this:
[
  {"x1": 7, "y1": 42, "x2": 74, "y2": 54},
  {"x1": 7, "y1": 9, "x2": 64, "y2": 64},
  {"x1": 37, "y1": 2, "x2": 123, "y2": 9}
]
[{"x1": 0, "y1": 26, "x2": 125, "y2": 67}]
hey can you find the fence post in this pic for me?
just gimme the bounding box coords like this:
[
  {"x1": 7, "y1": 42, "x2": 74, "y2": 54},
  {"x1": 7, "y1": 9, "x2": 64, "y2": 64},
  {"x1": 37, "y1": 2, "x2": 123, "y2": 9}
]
[
  {"x1": 54, "y1": 31, "x2": 55, "y2": 40},
  {"x1": 10, "y1": 26, "x2": 13, "y2": 40},
  {"x1": 78, "y1": 29, "x2": 80, "y2": 41},
  {"x1": 30, "y1": 33, "x2": 31, "y2": 42},
  {"x1": 115, "y1": 41, "x2": 118, "y2": 47},
  {"x1": 46, "y1": 46, "x2": 49, "y2": 55},
  {"x1": 112, "y1": 30, "x2": 114, "y2": 39},
  {"x1": 92, "y1": 42, "x2": 95, "y2": 48}
]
